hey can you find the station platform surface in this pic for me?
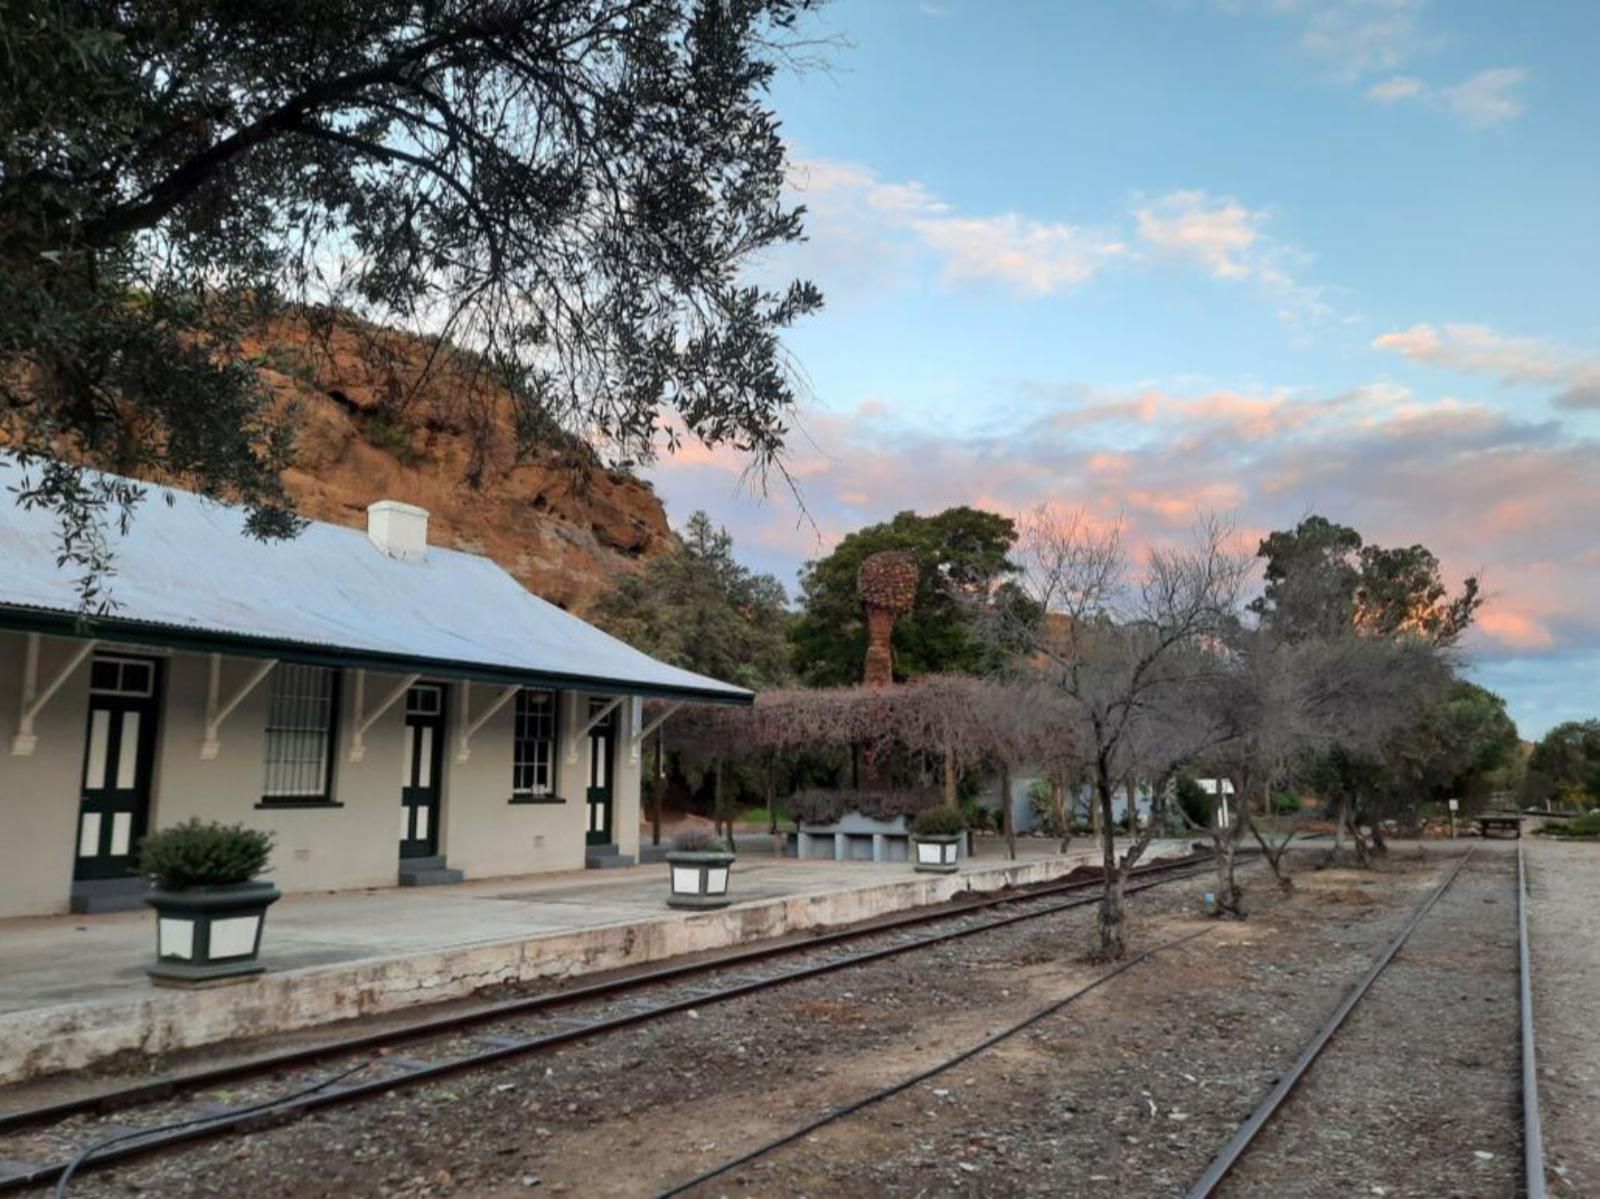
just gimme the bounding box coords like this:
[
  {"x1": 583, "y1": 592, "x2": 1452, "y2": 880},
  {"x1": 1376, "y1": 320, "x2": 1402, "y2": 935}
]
[{"x1": 0, "y1": 834, "x2": 1190, "y2": 1085}]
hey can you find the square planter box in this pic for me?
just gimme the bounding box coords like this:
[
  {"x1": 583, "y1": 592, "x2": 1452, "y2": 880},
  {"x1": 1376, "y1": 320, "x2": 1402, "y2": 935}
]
[
  {"x1": 144, "y1": 881, "x2": 280, "y2": 986},
  {"x1": 666, "y1": 851, "x2": 736, "y2": 909},
  {"x1": 912, "y1": 834, "x2": 962, "y2": 873}
]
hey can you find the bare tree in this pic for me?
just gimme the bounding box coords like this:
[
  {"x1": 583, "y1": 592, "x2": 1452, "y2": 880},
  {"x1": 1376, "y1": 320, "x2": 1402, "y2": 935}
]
[{"x1": 1004, "y1": 507, "x2": 1251, "y2": 958}]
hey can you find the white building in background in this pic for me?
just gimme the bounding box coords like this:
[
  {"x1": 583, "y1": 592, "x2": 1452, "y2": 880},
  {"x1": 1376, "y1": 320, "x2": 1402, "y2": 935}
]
[
  {"x1": 0, "y1": 456, "x2": 747, "y2": 918},
  {"x1": 1198, "y1": 777, "x2": 1236, "y2": 828}
]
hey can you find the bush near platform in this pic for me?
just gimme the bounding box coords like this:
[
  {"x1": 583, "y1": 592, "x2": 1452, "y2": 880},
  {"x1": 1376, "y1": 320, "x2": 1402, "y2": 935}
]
[
  {"x1": 670, "y1": 827, "x2": 731, "y2": 854},
  {"x1": 909, "y1": 806, "x2": 967, "y2": 838},
  {"x1": 789, "y1": 788, "x2": 942, "y2": 825},
  {"x1": 1539, "y1": 811, "x2": 1600, "y2": 838},
  {"x1": 138, "y1": 819, "x2": 273, "y2": 890}
]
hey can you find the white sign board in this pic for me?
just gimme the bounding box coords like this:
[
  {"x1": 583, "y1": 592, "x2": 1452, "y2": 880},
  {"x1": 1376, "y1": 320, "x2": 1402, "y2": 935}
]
[{"x1": 1448, "y1": 798, "x2": 1459, "y2": 811}]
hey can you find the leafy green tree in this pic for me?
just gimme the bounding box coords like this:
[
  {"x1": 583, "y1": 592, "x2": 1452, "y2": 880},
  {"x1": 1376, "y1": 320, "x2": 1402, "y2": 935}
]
[
  {"x1": 1, "y1": 0, "x2": 823, "y2": 604},
  {"x1": 1251, "y1": 516, "x2": 1481, "y2": 646},
  {"x1": 1377, "y1": 681, "x2": 1520, "y2": 820},
  {"x1": 590, "y1": 511, "x2": 791, "y2": 690},
  {"x1": 1524, "y1": 720, "x2": 1600, "y2": 808},
  {"x1": 790, "y1": 507, "x2": 1031, "y2": 686},
  {"x1": 1250, "y1": 515, "x2": 1484, "y2": 859}
]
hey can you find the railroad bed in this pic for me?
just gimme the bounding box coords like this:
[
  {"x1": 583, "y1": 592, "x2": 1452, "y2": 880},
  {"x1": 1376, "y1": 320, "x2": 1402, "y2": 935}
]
[
  {"x1": 0, "y1": 851, "x2": 1230, "y2": 1195},
  {"x1": 1186, "y1": 843, "x2": 1545, "y2": 1198}
]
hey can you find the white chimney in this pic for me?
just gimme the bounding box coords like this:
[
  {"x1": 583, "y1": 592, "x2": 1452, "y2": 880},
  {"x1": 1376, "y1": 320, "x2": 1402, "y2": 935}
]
[{"x1": 366, "y1": 500, "x2": 430, "y2": 563}]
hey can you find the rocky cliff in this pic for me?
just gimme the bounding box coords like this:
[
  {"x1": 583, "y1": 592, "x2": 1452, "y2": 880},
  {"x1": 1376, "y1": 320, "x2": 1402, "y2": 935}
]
[{"x1": 248, "y1": 314, "x2": 673, "y2": 611}]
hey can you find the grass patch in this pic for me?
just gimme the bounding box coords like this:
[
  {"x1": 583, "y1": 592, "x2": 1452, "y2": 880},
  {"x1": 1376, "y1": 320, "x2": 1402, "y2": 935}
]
[{"x1": 735, "y1": 800, "x2": 791, "y2": 826}]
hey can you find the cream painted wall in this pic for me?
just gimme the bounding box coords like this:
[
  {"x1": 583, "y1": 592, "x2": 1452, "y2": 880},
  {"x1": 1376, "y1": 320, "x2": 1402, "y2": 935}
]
[
  {"x1": 0, "y1": 632, "x2": 654, "y2": 918},
  {"x1": 0, "y1": 632, "x2": 96, "y2": 918},
  {"x1": 153, "y1": 654, "x2": 414, "y2": 894},
  {"x1": 440, "y1": 681, "x2": 587, "y2": 877}
]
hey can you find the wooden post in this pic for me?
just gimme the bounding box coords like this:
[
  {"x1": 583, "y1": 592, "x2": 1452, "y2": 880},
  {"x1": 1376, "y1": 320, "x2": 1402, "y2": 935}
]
[
  {"x1": 1000, "y1": 759, "x2": 1016, "y2": 861},
  {"x1": 651, "y1": 726, "x2": 665, "y2": 847},
  {"x1": 943, "y1": 751, "x2": 959, "y2": 810},
  {"x1": 765, "y1": 751, "x2": 777, "y2": 835}
]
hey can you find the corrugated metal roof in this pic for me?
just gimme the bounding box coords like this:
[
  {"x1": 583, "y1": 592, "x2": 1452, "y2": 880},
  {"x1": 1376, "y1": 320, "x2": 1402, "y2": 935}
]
[{"x1": 0, "y1": 456, "x2": 749, "y2": 703}]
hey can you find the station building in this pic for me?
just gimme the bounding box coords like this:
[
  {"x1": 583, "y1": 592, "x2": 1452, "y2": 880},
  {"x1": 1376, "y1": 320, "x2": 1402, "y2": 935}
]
[{"x1": 0, "y1": 456, "x2": 747, "y2": 918}]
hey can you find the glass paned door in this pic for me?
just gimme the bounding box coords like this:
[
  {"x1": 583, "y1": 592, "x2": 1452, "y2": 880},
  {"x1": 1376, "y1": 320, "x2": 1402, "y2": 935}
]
[
  {"x1": 400, "y1": 684, "x2": 445, "y2": 859},
  {"x1": 585, "y1": 699, "x2": 615, "y2": 846},
  {"x1": 75, "y1": 656, "x2": 160, "y2": 880}
]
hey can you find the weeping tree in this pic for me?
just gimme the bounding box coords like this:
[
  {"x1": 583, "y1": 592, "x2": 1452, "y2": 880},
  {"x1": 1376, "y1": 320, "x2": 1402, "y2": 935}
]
[
  {"x1": 655, "y1": 676, "x2": 1073, "y2": 848},
  {"x1": 1002, "y1": 507, "x2": 1251, "y2": 958},
  {"x1": 1, "y1": 0, "x2": 825, "y2": 606}
]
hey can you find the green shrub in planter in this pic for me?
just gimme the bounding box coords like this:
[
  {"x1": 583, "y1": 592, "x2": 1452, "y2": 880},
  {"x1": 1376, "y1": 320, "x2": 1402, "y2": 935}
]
[
  {"x1": 670, "y1": 827, "x2": 730, "y2": 854},
  {"x1": 138, "y1": 820, "x2": 279, "y2": 986},
  {"x1": 909, "y1": 806, "x2": 965, "y2": 872},
  {"x1": 666, "y1": 827, "x2": 736, "y2": 909},
  {"x1": 139, "y1": 819, "x2": 273, "y2": 889},
  {"x1": 909, "y1": 807, "x2": 967, "y2": 837}
]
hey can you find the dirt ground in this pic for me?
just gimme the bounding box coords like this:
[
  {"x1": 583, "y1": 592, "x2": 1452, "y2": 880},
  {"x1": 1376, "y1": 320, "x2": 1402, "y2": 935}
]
[
  {"x1": 31, "y1": 846, "x2": 1527, "y2": 1199},
  {"x1": 1526, "y1": 835, "x2": 1600, "y2": 1195}
]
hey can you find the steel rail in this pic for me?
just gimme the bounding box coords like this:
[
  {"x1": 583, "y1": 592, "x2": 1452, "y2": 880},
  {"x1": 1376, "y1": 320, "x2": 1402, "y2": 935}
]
[
  {"x1": 0, "y1": 850, "x2": 1222, "y2": 1139},
  {"x1": 1519, "y1": 837, "x2": 1548, "y2": 1199},
  {"x1": 1, "y1": 853, "x2": 1237, "y2": 1194},
  {"x1": 1182, "y1": 847, "x2": 1478, "y2": 1199}
]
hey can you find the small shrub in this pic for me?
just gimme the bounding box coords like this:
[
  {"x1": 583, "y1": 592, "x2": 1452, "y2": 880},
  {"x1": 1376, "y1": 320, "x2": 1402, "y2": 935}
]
[
  {"x1": 910, "y1": 807, "x2": 967, "y2": 838},
  {"x1": 138, "y1": 819, "x2": 273, "y2": 890},
  {"x1": 1541, "y1": 810, "x2": 1600, "y2": 838},
  {"x1": 1270, "y1": 791, "x2": 1302, "y2": 816},
  {"x1": 670, "y1": 827, "x2": 730, "y2": 854},
  {"x1": 961, "y1": 797, "x2": 994, "y2": 832},
  {"x1": 789, "y1": 788, "x2": 942, "y2": 825},
  {"x1": 1175, "y1": 774, "x2": 1214, "y2": 828},
  {"x1": 364, "y1": 413, "x2": 418, "y2": 464}
]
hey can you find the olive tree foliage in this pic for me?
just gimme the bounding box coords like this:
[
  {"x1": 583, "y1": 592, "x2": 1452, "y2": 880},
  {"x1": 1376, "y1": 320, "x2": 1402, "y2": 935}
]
[
  {"x1": 1203, "y1": 628, "x2": 1451, "y2": 904},
  {"x1": 590, "y1": 511, "x2": 792, "y2": 690},
  {"x1": 1524, "y1": 719, "x2": 1600, "y2": 809},
  {"x1": 1, "y1": 0, "x2": 825, "y2": 606},
  {"x1": 999, "y1": 506, "x2": 1253, "y2": 959},
  {"x1": 1249, "y1": 515, "x2": 1485, "y2": 861}
]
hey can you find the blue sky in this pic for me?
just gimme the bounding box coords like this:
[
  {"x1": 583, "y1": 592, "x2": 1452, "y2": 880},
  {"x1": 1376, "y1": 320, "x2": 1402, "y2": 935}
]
[{"x1": 646, "y1": 0, "x2": 1600, "y2": 740}]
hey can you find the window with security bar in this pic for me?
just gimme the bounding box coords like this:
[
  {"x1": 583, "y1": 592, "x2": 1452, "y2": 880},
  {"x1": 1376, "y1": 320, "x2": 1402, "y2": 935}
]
[
  {"x1": 262, "y1": 665, "x2": 339, "y2": 801},
  {"x1": 513, "y1": 689, "x2": 558, "y2": 796}
]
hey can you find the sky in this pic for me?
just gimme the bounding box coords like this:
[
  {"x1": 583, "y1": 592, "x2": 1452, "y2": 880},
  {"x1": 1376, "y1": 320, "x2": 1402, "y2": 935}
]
[{"x1": 643, "y1": 0, "x2": 1600, "y2": 740}]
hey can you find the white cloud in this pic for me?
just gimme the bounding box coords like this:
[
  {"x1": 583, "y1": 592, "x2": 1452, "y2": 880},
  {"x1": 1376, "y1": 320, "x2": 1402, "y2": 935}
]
[
  {"x1": 1366, "y1": 75, "x2": 1425, "y2": 103},
  {"x1": 913, "y1": 215, "x2": 1125, "y2": 295},
  {"x1": 1297, "y1": 0, "x2": 1428, "y2": 82},
  {"x1": 1373, "y1": 323, "x2": 1600, "y2": 409},
  {"x1": 1440, "y1": 66, "x2": 1528, "y2": 127},
  {"x1": 1227, "y1": 2, "x2": 1530, "y2": 125},
  {"x1": 1359, "y1": 65, "x2": 1528, "y2": 127},
  {"x1": 1133, "y1": 190, "x2": 1332, "y2": 325},
  {"x1": 786, "y1": 157, "x2": 1124, "y2": 297}
]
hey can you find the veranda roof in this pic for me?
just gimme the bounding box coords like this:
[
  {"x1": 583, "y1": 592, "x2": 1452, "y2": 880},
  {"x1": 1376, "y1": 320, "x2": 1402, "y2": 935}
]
[{"x1": 0, "y1": 456, "x2": 749, "y2": 704}]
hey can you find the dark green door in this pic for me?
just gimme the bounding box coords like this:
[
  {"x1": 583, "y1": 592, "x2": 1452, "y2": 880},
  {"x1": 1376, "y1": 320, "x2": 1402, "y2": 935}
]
[
  {"x1": 400, "y1": 684, "x2": 445, "y2": 859},
  {"x1": 74, "y1": 655, "x2": 160, "y2": 881},
  {"x1": 585, "y1": 699, "x2": 615, "y2": 846}
]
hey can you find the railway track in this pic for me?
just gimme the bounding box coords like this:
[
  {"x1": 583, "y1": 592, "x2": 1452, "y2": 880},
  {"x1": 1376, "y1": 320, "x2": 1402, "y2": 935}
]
[
  {"x1": 1181, "y1": 840, "x2": 1548, "y2": 1198},
  {"x1": 0, "y1": 848, "x2": 1234, "y2": 1195},
  {"x1": 652, "y1": 840, "x2": 1546, "y2": 1199}
]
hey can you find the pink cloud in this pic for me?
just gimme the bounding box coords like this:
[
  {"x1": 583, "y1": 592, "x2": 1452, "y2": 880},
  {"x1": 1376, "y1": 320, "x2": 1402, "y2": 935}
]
[{"x1": 646, "y1": 383, "x2": 1600, "y2": 669}]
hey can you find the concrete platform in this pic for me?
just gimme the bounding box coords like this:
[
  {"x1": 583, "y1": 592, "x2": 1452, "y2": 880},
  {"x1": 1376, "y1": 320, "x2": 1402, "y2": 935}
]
[{"x1": 0, "y1": 836, "x2": 1189, "y2": 1085}]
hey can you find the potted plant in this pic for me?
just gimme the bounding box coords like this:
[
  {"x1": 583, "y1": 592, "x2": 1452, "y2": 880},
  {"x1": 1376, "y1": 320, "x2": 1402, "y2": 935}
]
[
  {"x1": 665, "y1": 827, "x2": 736, "y2": 910},
  {"x1": 139, "y1": 819, "x2": 278, "y2": 985},
  {"x1": 909, "y1": 807, "x2": 966, "y2": 874}
]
